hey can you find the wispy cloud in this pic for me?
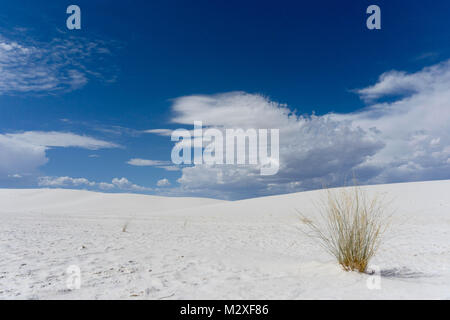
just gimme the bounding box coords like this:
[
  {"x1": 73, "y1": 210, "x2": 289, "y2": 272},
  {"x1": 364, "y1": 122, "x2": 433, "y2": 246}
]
[
  {"x1": 5, "y1": 131, "x2": 119, "y2": 149},
  {"x1": 157, "y1": 166, "x2": 181, "y2": 172},
  {"x1": 413, "y1": 52, "x2": 440, "y2": 62},
  {"x1": 127, "y1": 158, "x2": 180, "y2": 171},
  {"x1": 127, "y1": 159, "x2": 170, "y2": 166},
  {"x1": 0, "y1": 31, "x2": 118, "y2": 95},
  {"x1": 144, "y1": 129, "x2": 173, "y2": 136}
]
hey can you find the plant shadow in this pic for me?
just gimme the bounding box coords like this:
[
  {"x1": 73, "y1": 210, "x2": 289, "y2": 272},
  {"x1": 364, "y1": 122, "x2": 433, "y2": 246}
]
[{"x1": 379, "y1": 267, "x2": 430, "y2": 279}]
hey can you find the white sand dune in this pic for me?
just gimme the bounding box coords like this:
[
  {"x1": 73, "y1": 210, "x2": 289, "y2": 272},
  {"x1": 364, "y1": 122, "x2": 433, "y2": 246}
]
[{"x1": 1, "y1": 180, "x2": 449, "y2": 299}]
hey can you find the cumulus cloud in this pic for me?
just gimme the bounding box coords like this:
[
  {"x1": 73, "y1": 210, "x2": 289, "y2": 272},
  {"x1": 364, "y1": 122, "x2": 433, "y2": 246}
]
[
  {"x1": 111, "y1": 177, "x2": 152, "y2": 191},
  {"x1": 171, "y1": 92, "x2": 292, "y2": 129},
  {"x1": 0, "y1": 134, "x2": 47, "y2": 179},
  {"x1": 38, "y1": 176, "x2": 152, "y2": 192},
  {"x1": 156, "y1": 178, "x2": 171, "y2": 187},
  {"x1": 0, "y1": 32, "x2": 118, "y2": 95},
  {"x1": 0, "y1": 131, "x2": 118, "y2": 178},
  {"x1": 333, "y1": 60, "x2": 450, "y2": 185},
  {"x1": 356, "y1": 60, "x2": 450, "y2": 102},
  {"x1": 161, "y1": 92, "x2": 383, "y2": 199},
  {"x1": 38, "y1": 176, "x2": 96, "y2": 188},
  {"x1": 157, "y1": 60, "x2": 450, "y2": 199}
]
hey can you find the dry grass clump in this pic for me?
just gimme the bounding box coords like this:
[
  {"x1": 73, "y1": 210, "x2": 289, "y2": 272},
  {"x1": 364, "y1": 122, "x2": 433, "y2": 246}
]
[
  {"x1": 122, "y1": 221, "x2": 130, "y2": 232},
  {"x1": 300, "y1": 185, "x2": 391, "y2": 273}
]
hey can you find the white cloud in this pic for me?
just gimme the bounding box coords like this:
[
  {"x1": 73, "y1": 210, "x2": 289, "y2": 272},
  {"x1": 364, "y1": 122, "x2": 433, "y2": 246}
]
[
  {"x1": 159, "y1": 60, "x2": 450, "y2": 199},
  {"x1": 5, "y1": 131, "x2": 119, "y2": 149},
  {"x1": 156, "y1": 178, "x2": 171, "y2": 187},
  {"x1": 0, "y1": 32, "x2": 118, "y2": 95},
  {"x1": 98, "y1": 182, "x2": 115, "y2": 190},
  {"x1": 111, "y1": 177, "x2": 151, "y2": 191},
  {"x1": 0, "y1": 134, "x2": 47, "y2": 178},
  {"x1": 38, "y1": 176, "x2": 96, "y2": 187},
  {"x1": 8, "y1": 174, "x2": 22, "y2": 179},
  {"x1": 38, "y1": 176, "x2": 152, "y2": 192},
  {"x1": 127, "y1": 158, "x2": 180, "y2": 171},
  {"x1": 127, "y1": 158, "x2": 170, "y2": 166},
  {"x1": 171, "y1": 92, "x2": 293, "y2": 128},
  {"x1": 144, "y1": 129, "x2": 173, "y2": 136},
  {"x1": 356, "y1": 60, "x2": 450, "y2": 102},
  {"x1": 0, "y1": 131, "x2": 118, "y2": 178},
  {"x1": 158, "y1": 166, "x2": 181, "y2": 171},
  {"x1": 162, "y1": 92, "x2": 383, "y2": 199},
  {"x1": 332, "y1": 60, "x2": 450, "y2": 184}
]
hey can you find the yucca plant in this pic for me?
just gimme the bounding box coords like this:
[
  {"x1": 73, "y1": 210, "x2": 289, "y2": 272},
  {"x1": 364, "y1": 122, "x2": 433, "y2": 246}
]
[{"x1": 300, "y1": 185, "x2": 390, "y2": 273}]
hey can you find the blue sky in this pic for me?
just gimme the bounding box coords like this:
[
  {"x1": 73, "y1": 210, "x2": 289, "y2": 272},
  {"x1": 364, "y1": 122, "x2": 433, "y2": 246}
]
[{"x1": 1, "y1": 0, "x2": 450, "y2": 199}]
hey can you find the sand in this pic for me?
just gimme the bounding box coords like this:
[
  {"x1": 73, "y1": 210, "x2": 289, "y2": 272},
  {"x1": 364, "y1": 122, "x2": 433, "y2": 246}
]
[{"x1": 1, "y1": 180, "x2": 449, "y2": 299}]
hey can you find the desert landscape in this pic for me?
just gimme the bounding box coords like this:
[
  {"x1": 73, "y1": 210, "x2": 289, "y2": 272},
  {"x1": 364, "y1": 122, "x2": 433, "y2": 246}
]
[{"x1": 1, "y1": 180, "x2": 449, "y2": 300}]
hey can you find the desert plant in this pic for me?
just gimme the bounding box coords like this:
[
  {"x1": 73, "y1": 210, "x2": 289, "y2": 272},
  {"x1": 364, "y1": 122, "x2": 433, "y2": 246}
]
[
  {"x1": 299, "y1": 185, "x2": 390, "y2": 273},
  {"x1": 122, "y1": 220, "x2": 130, "y2": 232}
]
